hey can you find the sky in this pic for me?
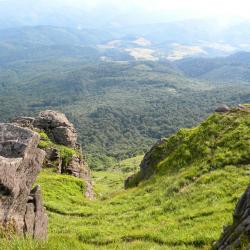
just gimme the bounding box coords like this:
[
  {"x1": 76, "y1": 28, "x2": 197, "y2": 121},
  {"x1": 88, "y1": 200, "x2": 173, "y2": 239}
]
[
  {"x1": 0, "y1": 0, "x2": 250, "y2": 28},
  {"x1": 33, "y1": 0, "x2": 250, "y2": 20}
]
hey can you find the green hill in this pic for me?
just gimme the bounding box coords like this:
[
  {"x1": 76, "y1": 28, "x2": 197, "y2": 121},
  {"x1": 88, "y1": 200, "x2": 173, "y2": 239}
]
[
  {"x1": 176, "y1": 52, "x2": 250, "y2": 83},
  {"x1": 1, "y1": 57, "x2": 249, "y2": 169},
  {"x1": 126, "y1": 106, "x2": 250, "y2": 188},
  {"x1": 0, "y1": 26, "x2": 250, "y2": 169},
  {"x1": 1, "y1": 107, "x2": 249, "y2": 250}
]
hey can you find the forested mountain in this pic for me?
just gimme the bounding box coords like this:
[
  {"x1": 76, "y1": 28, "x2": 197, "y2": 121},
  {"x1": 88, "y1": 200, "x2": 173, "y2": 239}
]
[
  {"x1": 0, "y1": 39, "x2": 250, "y2": 169},
  {"x1": 0, "y1": 26, "x2": 120, "y2": 64},
  {"x1": 176, "y1": 52, "x2": 250, "y2": 83}
]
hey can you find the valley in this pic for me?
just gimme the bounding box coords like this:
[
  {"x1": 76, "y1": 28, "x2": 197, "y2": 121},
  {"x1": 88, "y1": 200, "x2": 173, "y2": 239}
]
[
  {"x1": 1, "y1": 53, "x2": 250, "y2": 169},
  {"x1": 1, "y1": 108, "x2": 249, "y2": 249},
  {"x1": 0, "y1": 19, "x2": 250, "y2": 249}
]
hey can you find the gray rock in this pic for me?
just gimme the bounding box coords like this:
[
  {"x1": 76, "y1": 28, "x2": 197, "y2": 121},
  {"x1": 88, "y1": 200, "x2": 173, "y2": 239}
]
[
  {"x1": 34, "y1": 110, "x2": 77, "y2": 147},
  {"x1": 31, "y1": 186, "x2": 48, "y2": 239},
  {"x1": 24, "y1": 203, "x2": 35, "y2": 235},
  {"x1": 13, "y1": 111, "x2": 78, "y2": 147},
  {"x1": 125, "y1": 139, "x2": 166, "y2": 189},
  {"x1": 215, "y1": 105, "x2": 230, "y2": 113},
  {"x1": 11, "y1": 117, "x2": 35, "y2": 129},
  {"x1": 64, "y1": 155, "x2": 94, "y2": 199},
  {"x1": 11, "y1": 110, "x2": 94, "y2": 199},
  {"x1": 44, "y1": 147, "x2": 62, "y2": 173},
  {"x1": 214, "y1": 185, "x2": 250, "y2": 249},
  {"x1": 0, "y1": 123, "x2": 47, "y2": 239}
]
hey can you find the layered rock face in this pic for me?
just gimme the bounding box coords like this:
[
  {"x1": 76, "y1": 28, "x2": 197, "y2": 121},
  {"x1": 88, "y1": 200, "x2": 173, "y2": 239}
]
[
  {"x1": 12, "y1": 110, "x2": 94, "y2": 199},
  {"x1": 34, "y1": 110, "x2": 77, "y2": 147},
  {"x1": 12, "y1": 111, "x2": 85, "y2": 177},
  {"x1": 214, "y1": 185, "x2": 250, "y2": 249},
  {"x1": 13, "y1": 111, "x2": 77, "y2": 147},
  {"x1": 0, "y1": 123, "x2": 47, "y2": 239}
]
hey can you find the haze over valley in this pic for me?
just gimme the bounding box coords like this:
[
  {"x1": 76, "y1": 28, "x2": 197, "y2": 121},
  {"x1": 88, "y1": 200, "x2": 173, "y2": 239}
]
[{"x1": 0, "y1": 1, "x2": 250, "y2": 249}]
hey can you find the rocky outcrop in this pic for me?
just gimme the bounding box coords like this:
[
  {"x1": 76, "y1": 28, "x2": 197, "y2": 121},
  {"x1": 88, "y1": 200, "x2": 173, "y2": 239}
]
[
  {"x1": 34, "y1": 110, "x2": 77, "y2": 147},
  {"x1": 43, "y1": 147, "x2": 62, "y2": 173},
  {"x1": 11, "y1": 117, "x2": 35, "y2": 129},
  {"x1": 61, "y1": 153, "x2": 94, "y2": 199},
  {"x1": 0, "y1": 123, "x2": 47, "y2": 239},
  {"x1": 214, "y1": 185, "x2": 250, "y2": 250},
  {"x1": 12, "y1": 111, "x2": 77, "y2": 147},
  {"x1": 125, "y1": 139, "x2": 167, "y2": 189},
  {"x1": 12, "y1": 110, "x2": 94, "y2": 199},
  {"x1": 238, "y1": 104, "x2": 250, "y2": 111},
  {"x1": 215, "y1": 105, "x2": 230, "y2": 113}
]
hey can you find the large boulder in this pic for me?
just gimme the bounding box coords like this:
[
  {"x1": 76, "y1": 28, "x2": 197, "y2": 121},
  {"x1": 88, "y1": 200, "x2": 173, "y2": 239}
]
[
  {"x1": 12, "y1": 110, "x2": 94, "y2": 199},
  {"x1": 34, "y1": 110, "x2": 77, "y2": 147},
  {"x1": 12, "y1": 111, "x2": 77, "y2": 147},
  {"x1": 215, "y1": 105, "x2": 230, "y2": 113},
  {"x1": 214, "y1": 185, "x2": 250, "y2": 249},
  {"x1": 0, "y1": 123, "x2": 47, "y2": 239}
]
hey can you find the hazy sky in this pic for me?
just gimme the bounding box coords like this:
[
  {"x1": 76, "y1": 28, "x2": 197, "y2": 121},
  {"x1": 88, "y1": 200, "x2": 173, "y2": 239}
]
[
  {"x1": 0, "y1": 0, "x2": 249, "y2": 28},
  {"x1": 1, "y1": 0, "x2": 250, "y2": 18},
  {"x1": 28, "y1": 0, "x2": 250, "y2": 19}
]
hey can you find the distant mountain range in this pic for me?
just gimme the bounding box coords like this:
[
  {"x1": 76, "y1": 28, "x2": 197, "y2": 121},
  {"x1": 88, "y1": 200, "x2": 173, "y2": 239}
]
[
  {"x1": 176, "y1": 52, "x2": 250, "y2": 83},
  {"x1": 0, "y1": 25, "x2": 250, "y2": 168},
  {"x1": 1, "y1": 24, "x2": 250, "y2": 64}
]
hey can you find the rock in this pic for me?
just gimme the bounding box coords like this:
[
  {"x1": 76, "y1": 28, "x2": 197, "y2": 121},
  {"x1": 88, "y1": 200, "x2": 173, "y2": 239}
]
[
  {"x1": 11, "y1": 110, "x2": 94, "y2": 199},
  {"x1": 215, "y1": 105, "x2": 230, "y2": 113},
  {"x1": 24, "y1": 186, "x2": 48, "y2": 239},
  {"x1": 238, "y1": 104, "x2": 250, "y2": 111},
  {"x1": 64, "y1": 155, "x2": 94, "y2": 199},
  {"x1": 125, "y1": 139, "x2": 166, "y2": 189},
  {"x1": 12, "y1": 110, "x2": 79, "y2": 149},
  {"x1": 30, "y1": 186, "x2": 48, "y2": 239},
  {"x1": 0, "y1": 123, "x2": 47, "y2": 239},
  {"x1": 214, "y1": 185, "x2": 250, "y2": 249},
  {"x1": 11, "y1": 117, "x2": 35, "y2": 129},
  {"x1": 34, "y1": 110, "x2": 77, "y2": 147},
  {"x1": 65, "y1": 155, "x2": 86, "y2": 177},
  {"x1": 44, "y1": 147, "x2": 62, "y2": 173}
]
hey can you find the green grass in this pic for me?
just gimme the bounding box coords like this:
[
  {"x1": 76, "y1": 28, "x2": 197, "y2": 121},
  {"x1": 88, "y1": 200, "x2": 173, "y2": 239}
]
[
  {"x1": 0, "y1": 109, "x2": 250, "y2": 249},
  {"x1": 110, "y1": 155, "x2": 144, "y2": 173},
  {"x1": 127, "y1": 109, "x2": 250, "y2": 187},
  {"x1": 37, "y1": 130, "x2": 79, "y2": 167}
]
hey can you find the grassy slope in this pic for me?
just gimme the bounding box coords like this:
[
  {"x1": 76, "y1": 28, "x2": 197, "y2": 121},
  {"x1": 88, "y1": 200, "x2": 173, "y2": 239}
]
[
  {"x1": 127, "y1": 108, "x2": 250, "y2": 187},
  {"x1": 0, "y1": 109, "x2": 250, "y2": 250}
]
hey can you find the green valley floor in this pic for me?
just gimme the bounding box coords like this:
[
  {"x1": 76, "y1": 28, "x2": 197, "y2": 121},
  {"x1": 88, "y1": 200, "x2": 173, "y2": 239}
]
[
  {"x1": 0, "y1": 165, "x2": 249, "y2": 250},
  {"x1": 1, "y1": 109, "x2": 250, "y2": 250}
]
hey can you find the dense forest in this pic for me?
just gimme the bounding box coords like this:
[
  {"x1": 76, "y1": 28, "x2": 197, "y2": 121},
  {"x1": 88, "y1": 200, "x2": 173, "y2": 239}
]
[
  {"x1": 1, "y1": 56, "x2": 250, "y2": 169},
  {"x1": 1, "y1": 26, "x2": 250, "y2": 169}
]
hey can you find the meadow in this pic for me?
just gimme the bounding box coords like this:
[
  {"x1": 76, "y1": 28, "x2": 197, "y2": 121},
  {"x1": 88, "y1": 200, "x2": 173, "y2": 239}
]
[{"x1": 0, "y1": 108, "x2": 249, "y2": 250}]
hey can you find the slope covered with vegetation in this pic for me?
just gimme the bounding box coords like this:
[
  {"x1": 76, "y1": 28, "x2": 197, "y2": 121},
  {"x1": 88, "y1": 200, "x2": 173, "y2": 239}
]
[
  {"x1": 1, "y1": 55, "x2": 250, "y2": 169},
  {"x1": 0, "y1": 108, "x2": 249, "y2": 250},
  {"x1": 126, "y1": 107, "x2": 250, "y2": 187},
  {"x1": 1, "y1": 26, "x2": 250, "y2": 170},
  {"x1": 176, "y1": 52, "x2": 250, "y2": 83}
]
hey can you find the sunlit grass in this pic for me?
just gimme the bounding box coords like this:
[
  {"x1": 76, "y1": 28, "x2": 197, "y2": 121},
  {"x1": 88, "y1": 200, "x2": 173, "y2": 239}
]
[{"x1": 1, "y1": 109, "x2": 249, "y2": 249}]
